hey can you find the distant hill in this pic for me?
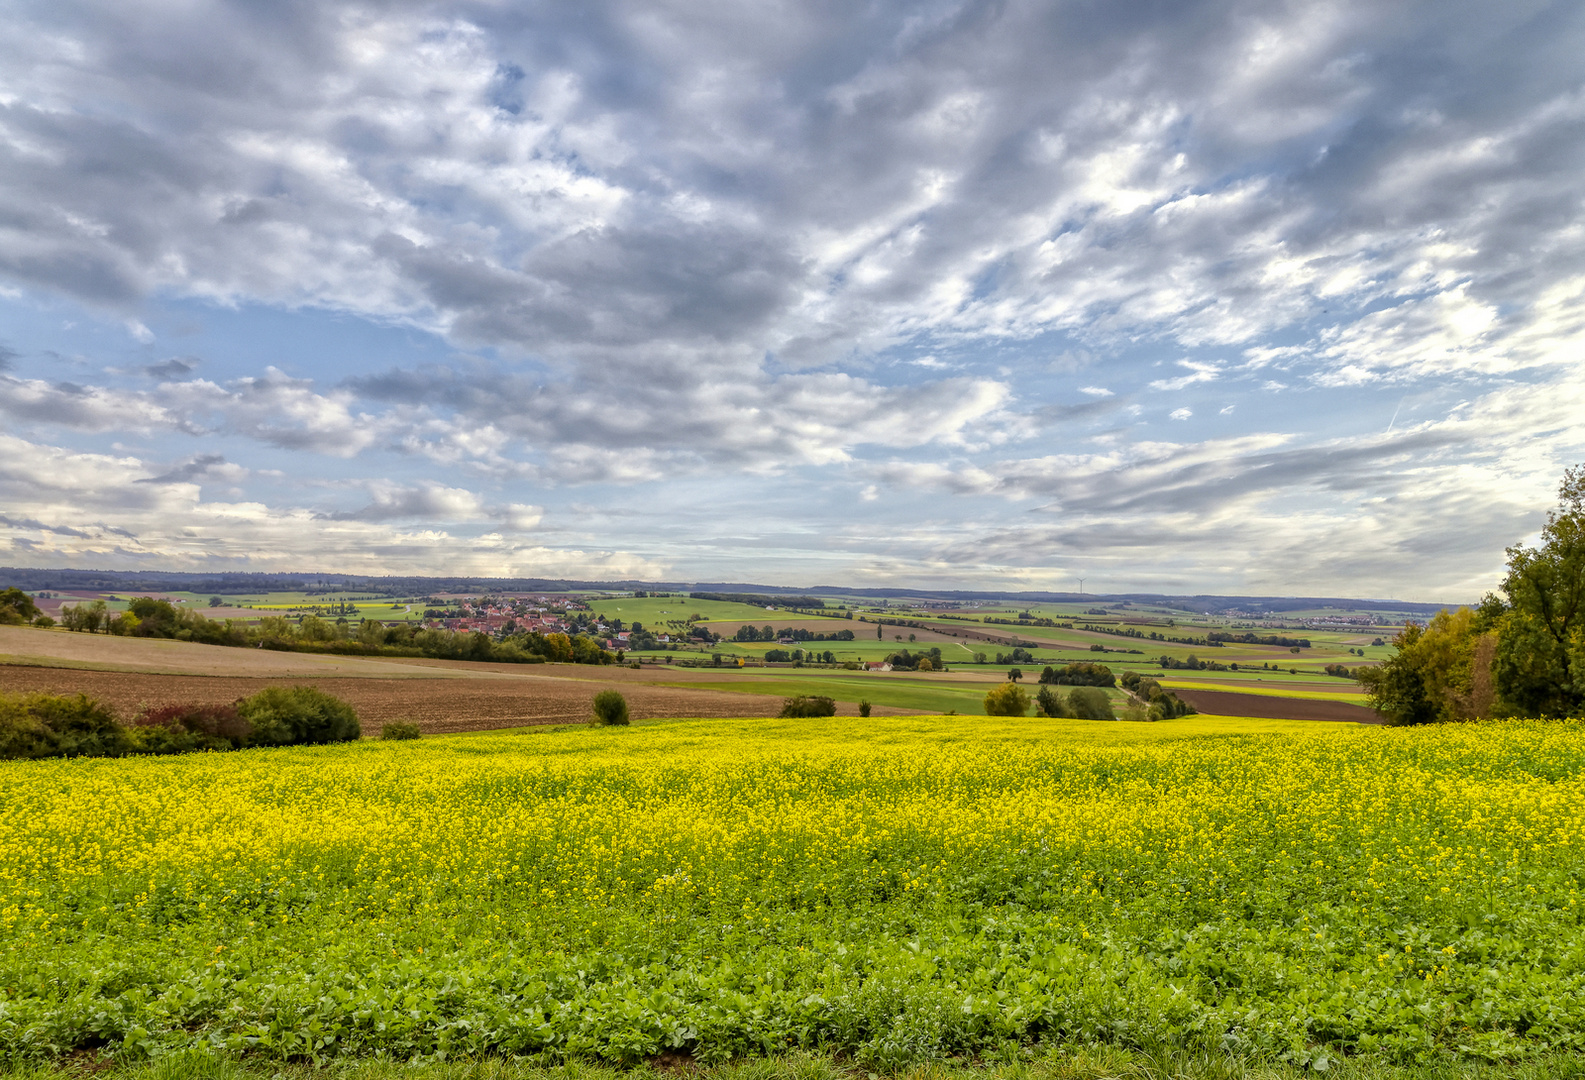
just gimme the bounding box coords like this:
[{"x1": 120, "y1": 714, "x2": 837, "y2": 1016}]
[{"x1": 0, "y1": 566, "x2": 1456, "y2": 616}]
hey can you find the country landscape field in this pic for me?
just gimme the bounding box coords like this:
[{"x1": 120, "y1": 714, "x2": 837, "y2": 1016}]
[
  {"x1": 6, "y1": 713, "x2": 1585, "y2": 1076},
  {"x1": 5, "y1": 4, "x2": 1585, "y2": 1076}
]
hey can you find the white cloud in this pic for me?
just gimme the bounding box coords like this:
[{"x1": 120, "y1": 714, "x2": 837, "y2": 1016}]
[{"x1": 0, "y1": 0, "x2": 1582, "y2": 592}]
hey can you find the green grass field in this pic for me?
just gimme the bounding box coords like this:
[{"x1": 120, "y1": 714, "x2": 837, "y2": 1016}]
[{"x1": 5, "y1": 715, "x2": 1583, "y2": 1071}]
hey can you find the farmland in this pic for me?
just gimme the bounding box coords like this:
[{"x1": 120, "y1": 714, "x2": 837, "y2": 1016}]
[{"x1": 3, "y1": 714, "x2": 1583, "y2": 1072}]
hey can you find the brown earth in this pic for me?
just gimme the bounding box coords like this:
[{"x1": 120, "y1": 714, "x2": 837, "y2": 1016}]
[
  {"x1": 0, "y1": 665, "x2": 803, "y2": 733},
  {"x1": 1174, "y1": 688, "x2": 1383, "y2": 724}
]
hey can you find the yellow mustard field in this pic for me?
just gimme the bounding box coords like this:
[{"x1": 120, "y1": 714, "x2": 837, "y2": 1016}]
[{"x1": 1, "y1": 715, "x2": 1583, "y2": 1068}]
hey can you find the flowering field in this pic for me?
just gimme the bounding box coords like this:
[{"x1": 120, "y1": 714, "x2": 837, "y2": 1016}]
[{"x1": 2, "y1": 715, "x2": 1583, "y2": 1069}]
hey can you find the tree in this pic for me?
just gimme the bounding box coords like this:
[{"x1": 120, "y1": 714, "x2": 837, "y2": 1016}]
[
  {"x1": 209, "y1": 596, "x2": 224, "y2": 607},
  {"x1": 1356, "y1": 607, "x2": 1492, "y2": 725},
  {"x1": 1493, "y1": 465, "x2": 1585, "y2": 717},
  {"x1": 984, "y1": 682, "x2": 1030, "y2": 716},
  {"x1": 0, "y1": 588, "x2": 41, "y2": 625},
  {"x1": 592, "y1": 690, "x2": 630, "y2": 726},
  {"x1": 1067, "y1": 686, "x2": 1116, "y2": 721},
  {"x1": 1008, "y1": 668, "x2": 1022, "y2": 682},
  {"x1": 1035, "y1": 685, "x2": 1070, "y2": 718}
]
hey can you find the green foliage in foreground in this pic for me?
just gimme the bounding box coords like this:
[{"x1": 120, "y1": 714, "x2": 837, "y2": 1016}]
[
  {"x1": 591, "y1": 691, "x2": 630, "y2": 726},
  {"x1": 5, "y1": 1045, "x2": 1585, "y2": 1080},
  {"x1": 3, "y1": 717, "x2": 1584, "y2": 1069},
  {"x1": 0, "y1": 688, "x2": 361, "y2": 759}
]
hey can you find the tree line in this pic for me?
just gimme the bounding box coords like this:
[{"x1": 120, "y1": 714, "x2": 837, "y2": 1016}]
[{"x1": 1362, "y1": 466, "x2": 1585, "y2": 723}]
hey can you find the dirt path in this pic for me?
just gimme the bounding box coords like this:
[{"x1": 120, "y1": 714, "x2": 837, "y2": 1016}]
[{"x1": 1174, "y1": 688, "x2": 1383, "y2": 724}]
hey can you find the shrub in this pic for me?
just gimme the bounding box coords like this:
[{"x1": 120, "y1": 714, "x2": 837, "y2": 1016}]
[
  {"x1": 1067, "y1": 686, "x2": 1116, "y2": 721},
  {"x1": 983, "y1": 683, "x2": 1030, "y2": 716},
  {"x1": 129, "y1": 703, "x2": 249, "y2": 753},
  {"x1": 0, "y1": 692, "x2": 128, "y2": 759},
  {"x1": 33, "y1": 615, "x2": 55, "y2": 629},
  {"x1": 1035, "y1": 685, "x2": 1071, "y2": 718},
  {"x1": 592, "y1": 690, "x2": 630, "y2": 726},
  {"x1": 380, "y1": 721, "x2": 423, "y2": 740},
  {"x1": 858, "y1": 699, "x2": 871, "y2": 717},
  {"x1": 779, "y1": 695, "x2": 836, "y2": 718},
  {"x1": 237, "y1": 686, "x2": 361, "y2": 746}
]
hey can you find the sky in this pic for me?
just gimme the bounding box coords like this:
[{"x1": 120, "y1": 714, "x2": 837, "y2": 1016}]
[{"x1": 2, "y1": 0, "x2": 1583, "y2": 600}]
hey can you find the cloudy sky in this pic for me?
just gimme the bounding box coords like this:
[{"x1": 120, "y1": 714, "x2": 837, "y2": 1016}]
[{"x1": 2, "y1": 0, "x2": 1583, "y2": 598}]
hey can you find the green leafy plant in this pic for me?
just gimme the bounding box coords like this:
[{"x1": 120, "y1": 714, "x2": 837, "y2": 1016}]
[
  {"x1": 379, "y1": 721, "x2": 423, "y2": 740},
  {"x1": 779, "y1": 695, "x2": 836, "y2": 718},
  {"x1": 237, "y1": 686, "x2": 361, "y2": 745},
  {"x1": 858, "y1": 699, "x2": 871, "y2": 717},
  {"x1": 591, "y1": 690, "x2": 630, "y2": 726},
  {"x1": 0, "y1": 692, "x2": 127, "y2": 758}
]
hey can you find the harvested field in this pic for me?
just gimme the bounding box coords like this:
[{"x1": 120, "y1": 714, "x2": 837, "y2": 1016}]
[
  {"x1": 1173, "y1": 687, "x2": 1382, "y2": 724},
  {"x1": 0, "y1": 666, "x2": 800, "y2": 732},
  {"x1": 0, "y1": 664, "x2": 921, "y2": 732}
]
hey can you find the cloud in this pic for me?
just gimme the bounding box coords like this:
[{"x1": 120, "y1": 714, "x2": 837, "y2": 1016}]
[
  {"x1": 327, "y1": 482, "x2": 485, "y2": 523},
  {"x1": 144, "y1": 357, "x2": 194, "y2": 379},
  {"x1": 137, "y1": 454, "x2": 247, "y2": 485},
  {"x1": 0, "y1": 0, "x2": 1583, "y2": 591}
]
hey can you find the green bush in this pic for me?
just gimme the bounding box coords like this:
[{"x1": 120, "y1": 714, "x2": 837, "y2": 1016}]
[
  {"x1": 591, "y1": 690, "x2": 630, "y2": 726},
  {"x1": 0, "y1": 692, "x2": 128, "y2": 759},
  {"x1": 983, "y1": 683, "x2": 1030, "y2": 716},
  {"x1": 779, "y1": 695, "x2": 837, "y2": 718},
  {"x1": 1067, "y1": 686, "x2": 1116, "y2": 721},
  {"x1": 858, "y1": 699, "x2": 872, "y2": 717},
  {"x1": 380, "y1": 721, "x2": 423, "y2": 740},
  {"x1": 237, "y1": 686, "x2": 361, "y2": 745},
  {"x1": 1035, "y1": 685, "x2": 1071, "y2": 717}
]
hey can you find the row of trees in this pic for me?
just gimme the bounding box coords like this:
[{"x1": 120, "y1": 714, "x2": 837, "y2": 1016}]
[
  {"x1": 732, "y1": 624, "x2": 857, "y2": 642},
  {"x1": 1363, "y1": 466, "x2": 1585, "y2": 723}
]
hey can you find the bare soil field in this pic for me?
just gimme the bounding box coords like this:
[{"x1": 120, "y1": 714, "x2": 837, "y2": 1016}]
[
  {"x1": 1173, "y1": 687, "x2": 1382, "y2": 724},
  {"x1": 0, "y1": 666, "x2": 807, "y2": 733}
]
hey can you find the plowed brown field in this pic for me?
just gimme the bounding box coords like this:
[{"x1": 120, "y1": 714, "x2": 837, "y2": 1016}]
[{"x1": 0, "y1": 666, "x2": 805, "y2": 733}]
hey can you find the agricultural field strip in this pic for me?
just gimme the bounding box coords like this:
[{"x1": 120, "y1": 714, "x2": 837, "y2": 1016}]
[
  {"x1": 1156, "y1": 679, "x2": 1369, "y2": 702},
  {"x1": 3, "y1": 716, "x2": 1583, "y2": 1066}
]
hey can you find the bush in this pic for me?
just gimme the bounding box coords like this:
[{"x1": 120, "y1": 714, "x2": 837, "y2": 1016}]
[
  {"x1": 779, "y1": 695, "x2": 836, "y2": 718},
  {"x1": 32, "y1": 615, "x2": 55, "y2": 629},
  {"x1": 592, "y1": 690, "x2": 630, "y2": 726},
  {"x1": 129, "y1": 703, "x2": 249, "y2": 753},
  {"x1": 1035, "y1": 685, "x2": 1071, "y2": 718},
  {"x1": 0, "y1": 692, "x2": 128, "y2": 759},
  {"x1": 983, "y1": 683, "x2": 1030, "y2": 716},
  {"x1": 1067, "y1": 686, "x2": 1116, "y2": 721},
  {"x1": 380, "y1": 721, "x2": 423, "y2": 740},
  {"x1": 237, "y1": 686, "x2": 361, "y2": 745},
  {"x1": 858, "y1": 699, "x2": 871, "y2": 717}
]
